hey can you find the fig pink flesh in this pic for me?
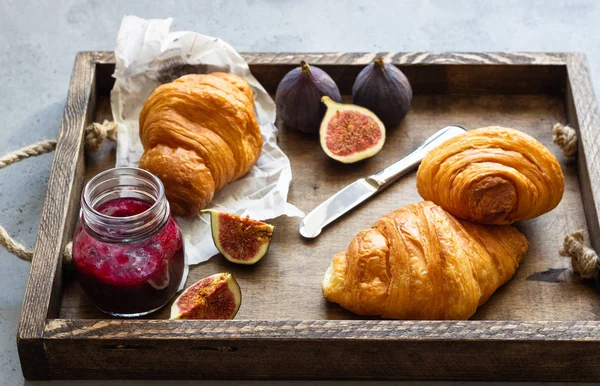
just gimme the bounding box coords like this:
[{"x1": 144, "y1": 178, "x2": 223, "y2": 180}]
[
  {"x1": 325, "y1": 110, "x2": 383, "y2": 156},
  {"x1": 173, "y1": 274, "x2": 240, "y2": 319},
  {"x1": 217, "y1": 213, "x2": 273, "y2": 261}
]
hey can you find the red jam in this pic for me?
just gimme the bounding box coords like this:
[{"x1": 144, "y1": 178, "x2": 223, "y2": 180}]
[{"x1": 73, "y1": 197, "x2": 184, "y2": 316}]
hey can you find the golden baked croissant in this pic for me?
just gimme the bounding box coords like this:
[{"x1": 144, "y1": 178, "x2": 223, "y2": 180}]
[
  {"x1": 322, "y1": 201, "x2": 528, "y2": 320},
  {"x1": 138, "y1": 73, "x2": 262, "y2": 216},
  {"x1": 416, "y1": 126, "x2": 564, "y2": 224}
]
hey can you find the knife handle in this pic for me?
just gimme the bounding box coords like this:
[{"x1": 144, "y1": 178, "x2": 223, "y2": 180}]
[{"x1": 368, "y1": 125, "x2": 467, "y2": 188}]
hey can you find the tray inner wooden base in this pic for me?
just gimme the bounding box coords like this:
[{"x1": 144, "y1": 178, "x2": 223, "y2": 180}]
[{"x1": 58, "y1": 64, "x2": 599, "y2": 321}]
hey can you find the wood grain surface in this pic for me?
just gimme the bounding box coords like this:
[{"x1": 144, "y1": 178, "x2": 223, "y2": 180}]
[
  {"x1": 17, "y1": 52, "x2": 95, "y2": 379},
  {"x1": 565, "y1": 54, "x2": 600, "y2": 252},
  {"x1": 17, "y1": 52, "x2": 600, "y2": 380},
  {"x1": 92, "y1": 51, "x2": 569, "y2": 65},
  {"x1": 38, "y1": 320, "x2": 600, "y2": 380}
]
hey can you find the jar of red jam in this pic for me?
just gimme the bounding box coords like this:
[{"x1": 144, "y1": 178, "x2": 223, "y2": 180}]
[{"x1": 72, "y1": 167, "x2": 185, "y2": 317}]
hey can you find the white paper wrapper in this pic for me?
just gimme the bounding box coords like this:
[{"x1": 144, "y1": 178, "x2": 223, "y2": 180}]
[{"x1": 111, "y1": 16, "x2": 304, "y2": 267}]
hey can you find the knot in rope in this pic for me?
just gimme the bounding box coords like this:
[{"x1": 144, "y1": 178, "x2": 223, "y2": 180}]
[
  {"x1": 559, "y1": 230, "x2": 599, "y2": 279},
  {"x1": 85, "y1": 120, "x2": 118, "y2": 152},
  {"x1": 552, "y1": 122, "x2": 578, "y2": 157}
]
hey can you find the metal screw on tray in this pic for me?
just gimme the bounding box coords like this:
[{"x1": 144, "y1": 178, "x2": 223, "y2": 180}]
[{"x1": 299, "y1": 125, "x2": 467, "y2": 238}]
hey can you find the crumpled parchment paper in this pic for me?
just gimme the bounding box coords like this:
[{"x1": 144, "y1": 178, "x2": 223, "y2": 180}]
[{"x1": 111, "y1": 16, "x2": 303, "y2": 267}]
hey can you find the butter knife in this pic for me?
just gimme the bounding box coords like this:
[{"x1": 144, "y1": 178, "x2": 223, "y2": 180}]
[{"x1": 299, "y1": 125, "x2": 467, "y2": 238}]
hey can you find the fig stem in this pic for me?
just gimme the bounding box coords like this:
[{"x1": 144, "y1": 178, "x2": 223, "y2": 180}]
[
  {"x1": 374, "y1": 56, "x2": 385, "y2": 67},
  {"x1": 300, "y1": 60, "x2": 311, "y2": 74}
]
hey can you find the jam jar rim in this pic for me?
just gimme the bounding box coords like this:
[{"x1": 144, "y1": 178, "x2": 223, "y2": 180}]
[
  {"x1": 83, "y1": 167, "x2": 165, "y2": 222},
  {"x1": 81, "y1": 167, "x2": 171, "y2": 243}
]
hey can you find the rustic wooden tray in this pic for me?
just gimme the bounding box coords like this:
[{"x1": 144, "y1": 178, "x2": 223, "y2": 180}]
[{"x1": 17, "y1": 51, "x2": 600, "y2": 381}]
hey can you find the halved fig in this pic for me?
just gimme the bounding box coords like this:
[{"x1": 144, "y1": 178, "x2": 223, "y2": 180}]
[
  {"x1": 170, "y1": 272, "x2": 241, "y2": 320},
  {"x1": 203, "y1": 210, "x2": 274, "y2": 265},
  {"x1": 319, "y1": 96, "x2": 386, "y2": 163}
]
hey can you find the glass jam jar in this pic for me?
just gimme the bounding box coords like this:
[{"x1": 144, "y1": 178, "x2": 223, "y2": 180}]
[{"x1": 72, "y1": 167, "x2": 185, "y2": 317}]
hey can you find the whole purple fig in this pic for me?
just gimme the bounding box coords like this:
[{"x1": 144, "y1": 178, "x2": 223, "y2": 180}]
[
  {"x1": 275, "y1": 61, "x2": 342, "y2": 133},
  {"x1": 352, "y1": 57, "x2": 413, "y2": 128}
]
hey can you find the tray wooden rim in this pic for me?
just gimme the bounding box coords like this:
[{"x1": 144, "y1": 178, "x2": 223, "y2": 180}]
[
  {"x1": 44, "y1": 319, "x2": 600, "y2": 340},
  {"x1": 17, "y1": 51, "x2": 600, "y2": 380}
]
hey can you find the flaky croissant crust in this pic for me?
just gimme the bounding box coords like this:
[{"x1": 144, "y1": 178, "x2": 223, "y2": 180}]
[
  {"x1": 322, "y1": 201, "x2": 529, "y2": 320},
  {"x1": 416, "y1": 126, "x2": 564, "y2": 224},
  {"x1": 138, "y1": 73, "x2": 262, "y2": 216}
]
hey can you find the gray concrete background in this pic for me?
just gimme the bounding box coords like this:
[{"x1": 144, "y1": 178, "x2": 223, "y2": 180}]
[{"x1": 1, "y1": 0, "x2": 600, "y2": 384}]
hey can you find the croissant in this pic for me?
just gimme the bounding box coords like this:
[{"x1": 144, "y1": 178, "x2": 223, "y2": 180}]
[
  {"x1": 322, "y1": 201, "x2": 528, "y2": 320},
  {"x1": 138, "y1": 73, "x2": 262, "y2": 216},
  {"x1": 416, "y1": 126, "x2": 564, "y2": 224}
]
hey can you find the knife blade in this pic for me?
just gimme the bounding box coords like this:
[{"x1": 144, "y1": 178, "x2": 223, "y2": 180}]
[{"x1": 299, "y1": 125, "x2": 467, "y2": 238}]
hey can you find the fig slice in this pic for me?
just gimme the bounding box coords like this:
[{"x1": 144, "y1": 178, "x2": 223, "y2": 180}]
[
  {"x1": 170, "y1": 272, "x2": 241, "y2": 320},
  {"x1": 319, "y1": 96, "x2": 386, "y2": 163},
  {"x1": 203, "y1": 210, "x2": 274, "y2": 265}
]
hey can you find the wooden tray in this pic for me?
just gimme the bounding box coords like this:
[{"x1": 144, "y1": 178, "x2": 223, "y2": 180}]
[{"x1": 17, "y1": 52, "x2": 600, "y2": 381}]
